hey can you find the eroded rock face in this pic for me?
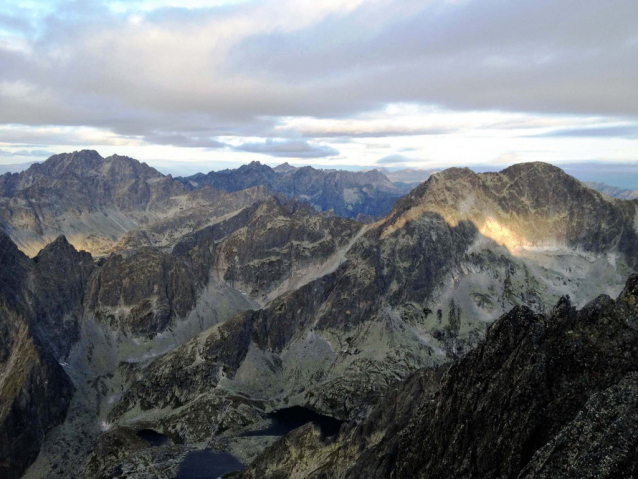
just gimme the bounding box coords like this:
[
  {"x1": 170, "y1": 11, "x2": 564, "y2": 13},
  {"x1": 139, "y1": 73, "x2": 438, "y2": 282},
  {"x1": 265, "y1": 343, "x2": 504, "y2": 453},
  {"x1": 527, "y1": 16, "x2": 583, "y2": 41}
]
[
  {"x1": 386, "y1": 163, "x2": 638, "y2": 260},
  {"x1": 0, "y1": 232, "x2": 78, "y2": 479},
  {"x1": 104, "y1": 163, "x2": 638, "y2": 470},
  {"x1": 113, "y1": 185, "x2": 276, "y2": 252},
  {"x1": 205, "y1": 198, "x2": 362, "y2": 303},
  {"x1": 0, "y1": 150, "x2": 191, "y2": 255},
  {"x1": 5, "y1": 161, "x2": 638, "y2": 479},
  {"x1": 85, "y1": 195, "x2": 361, "y2": 336},
  {"x1": 239, "y1": 275, "x2": 638, "y2": 479}
]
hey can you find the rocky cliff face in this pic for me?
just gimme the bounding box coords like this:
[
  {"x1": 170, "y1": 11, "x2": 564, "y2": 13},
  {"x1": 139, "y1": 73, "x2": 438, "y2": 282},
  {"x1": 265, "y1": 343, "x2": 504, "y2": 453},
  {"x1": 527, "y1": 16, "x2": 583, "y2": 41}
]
[
  {"x1": 0, "y1": 150, "x2": 192, "y2": 255},
  {"x1": 181, "y1": 161, "x2": 404, "y2": 219},
  {"x1": 84, "y1": 194, "x2": 361, "y2": 338},
  {"x1": 0, "y1": 232, "x2": 80, "y2": 479},
  {"x1": 8, "y1": 191, "x2": 361, "y2": 478},
  {"x1": 4, "y1": 160, "x2": 638, "y2": 478},
  {"x1": 87, "y1": 163, "x2": 638, "y2": 479},
  {"x1": 240, "y1": 275, "x2": 638, "y2": 479}
]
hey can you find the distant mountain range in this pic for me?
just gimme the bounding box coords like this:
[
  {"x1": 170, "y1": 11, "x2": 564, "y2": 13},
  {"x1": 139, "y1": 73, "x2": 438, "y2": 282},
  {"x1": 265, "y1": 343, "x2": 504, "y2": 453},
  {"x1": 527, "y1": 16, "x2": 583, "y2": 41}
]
[
  {"x1": 179, "y1": 160, "x2": 405, "y2": 220},
  {"x1": 374, "y1": 166, "x2": 439, "y2": 187},
  {"x1": 586, "y1": 181, "x2": 638, "y2": 200},
  {"x1": 0, "y1": 162, "x2": 38, "y2": 175}
]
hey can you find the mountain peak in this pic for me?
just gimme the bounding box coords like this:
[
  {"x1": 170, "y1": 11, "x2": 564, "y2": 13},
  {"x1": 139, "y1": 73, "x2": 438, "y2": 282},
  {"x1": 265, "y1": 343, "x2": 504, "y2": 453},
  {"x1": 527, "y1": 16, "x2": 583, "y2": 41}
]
[
  {"x1": 34, "y1": 234, "x2": 81, "y2": 261},
  {"x1": 273, "y1": 162, "x2": 297, "y2": 173},
  {"x1": 0, "y1": 230, "x2": 25, "y2": 262},
  {"x1": 383, "y1": 161, "x2": 638, "y2": 258},
  {"x1": 30, "y1": 150, "x2": 105, "y2": 178},
  {"x1": 499, "y1": 161, "x2": 571, "y2": 182}
]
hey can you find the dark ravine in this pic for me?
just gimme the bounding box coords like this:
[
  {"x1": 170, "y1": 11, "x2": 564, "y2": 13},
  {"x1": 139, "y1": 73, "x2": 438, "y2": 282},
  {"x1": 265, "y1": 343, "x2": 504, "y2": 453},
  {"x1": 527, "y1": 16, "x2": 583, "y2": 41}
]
[{"x1": 239, "y1": 275, "x2": 638, "y2": 479}]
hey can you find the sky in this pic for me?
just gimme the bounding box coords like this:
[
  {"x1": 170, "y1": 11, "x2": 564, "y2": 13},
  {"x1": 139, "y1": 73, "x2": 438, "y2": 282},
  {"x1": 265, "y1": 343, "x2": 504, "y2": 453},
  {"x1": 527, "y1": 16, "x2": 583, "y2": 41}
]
[{"x1": 1, "y1": 0, "x2": 638, "y2": 183}]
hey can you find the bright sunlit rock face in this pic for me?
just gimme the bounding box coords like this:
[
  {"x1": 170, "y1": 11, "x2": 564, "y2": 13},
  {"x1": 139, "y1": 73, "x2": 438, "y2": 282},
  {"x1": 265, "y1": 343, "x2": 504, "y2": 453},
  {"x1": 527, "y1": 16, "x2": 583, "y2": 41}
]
[{"x1": 477, "y1": 218, "x2": 526, "y2": 253}]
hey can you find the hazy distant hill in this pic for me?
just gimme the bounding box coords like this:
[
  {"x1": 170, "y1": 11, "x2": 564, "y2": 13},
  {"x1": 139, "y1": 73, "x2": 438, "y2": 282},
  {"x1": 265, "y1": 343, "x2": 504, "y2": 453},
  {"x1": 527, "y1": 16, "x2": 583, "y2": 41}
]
[
  {"x1": 180, "y1": 161, "x2": 405, "y2": 219},
  {"x1": 586, "y1": 181, "x2": 638, "y2": 200},
  {"x1": 376, "y1": 167, "x2": 439, "y2": 186},
  {"x1": 0, "y1": 162, "x2": 38, "y2": 174}
]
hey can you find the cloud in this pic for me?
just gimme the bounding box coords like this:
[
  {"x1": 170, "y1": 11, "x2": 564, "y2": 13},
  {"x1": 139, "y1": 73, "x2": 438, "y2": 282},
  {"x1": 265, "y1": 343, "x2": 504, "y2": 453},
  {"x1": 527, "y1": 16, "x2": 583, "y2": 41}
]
[
  {"x1": 0, "y1": 0, "x2": 636, "y2": 166},
  {"x1": 143, "y1": 133, "x2": 227, "y2": 148},
  {"x1": 0, "y1": 148, "x2": 56, "y2": 157},
  {"x1": 536, "y1": 125, "x2": 638, "y2": 139},
  {"x1": 376, "y1": 154, "x2": 412, "y2": 165},
  {"x1": 1, "y1": 1, "x2": 637, "y2": 134},
  {"x1": 234, "y1": 139, "x2": 339, "y2": 158},
  {"x1": 296, "y1": 126, "x2": 455, "y2": 138},
  {"x1": 231, "y1": 0, "x2": 638, "y2": 117}
]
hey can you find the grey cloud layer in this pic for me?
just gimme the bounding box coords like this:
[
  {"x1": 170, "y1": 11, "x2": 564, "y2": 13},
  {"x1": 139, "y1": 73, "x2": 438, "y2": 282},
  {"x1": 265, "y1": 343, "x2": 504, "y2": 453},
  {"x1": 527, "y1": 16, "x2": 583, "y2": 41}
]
[
  {"x1": 537, "y1": 125, "x2": 638, "y2": 139},
  {"x1": 0, "y1": 149, "x2": 55, "y2": 157},
  {"x1": 1, "y1": 0, "x2": 637, "y2": 148},
  {"x1": 376, "y1": 154, "x2": 412, "y2": 165},
  {"x1": 235, "y1": 140, "x2": 339, "y2": 158}
]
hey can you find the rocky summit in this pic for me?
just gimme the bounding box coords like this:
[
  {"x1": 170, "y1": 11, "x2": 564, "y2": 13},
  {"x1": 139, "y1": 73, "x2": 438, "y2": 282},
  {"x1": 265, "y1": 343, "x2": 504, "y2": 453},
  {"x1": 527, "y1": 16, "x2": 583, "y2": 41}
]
[{"x1": 1, "y1": 154, "x2": 637, "y2": 479}]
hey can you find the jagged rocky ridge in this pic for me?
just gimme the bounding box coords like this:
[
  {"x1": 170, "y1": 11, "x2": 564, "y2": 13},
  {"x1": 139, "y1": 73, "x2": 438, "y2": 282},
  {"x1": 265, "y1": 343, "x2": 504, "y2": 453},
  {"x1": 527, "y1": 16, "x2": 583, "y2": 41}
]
[
  {"x1": 80, "y1": 163, "x2": 638, "y2": 477},
  {"x1": 5, "y1": 193, "x2": 359, "y2": 478},
  {"x1": 0, "y1": 151, "x2": 392, "y2": 257},
  {"x1": 180, "y1": 161, "x2": 404, "y2": 220},
  {"x1": 2, "y1": 159, "x2": 637, "y2": 478},
  {"x1": 0, "y1": 189, "x2": 360, "y2": 478},
  {"x1": 0, "y1": 151, "x2": 192, "y2": 256},
  {"x1": 240, "y1": 274, "x2": 638, "y2": 479}
]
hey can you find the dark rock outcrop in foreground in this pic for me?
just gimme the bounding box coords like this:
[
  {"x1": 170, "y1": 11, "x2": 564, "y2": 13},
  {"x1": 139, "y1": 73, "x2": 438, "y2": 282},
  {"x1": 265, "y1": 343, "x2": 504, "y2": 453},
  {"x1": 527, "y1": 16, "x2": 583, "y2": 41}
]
[
  {"x1": 240, "y1": 275, "x2": 638, "y2": 479},
  {"x1": 0, "y1": 232, "x2": 80, "y2": 479}
]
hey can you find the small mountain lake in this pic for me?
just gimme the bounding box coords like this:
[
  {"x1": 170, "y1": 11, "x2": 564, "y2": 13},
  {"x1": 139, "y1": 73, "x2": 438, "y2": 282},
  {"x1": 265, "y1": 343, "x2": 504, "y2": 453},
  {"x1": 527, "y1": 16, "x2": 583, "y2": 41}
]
[
  {"x1": 140, "y1": 407, "x2": 343, "y2": 478},
  {"x1": 136, "y1": 429, "x2": 173, "y2": 447},
  {"x1": 176, "y1": 450, "x2": 245, "y2": 479},
  {"x1": 240, "y1": 406, "x2": 344, "y2": 438}
]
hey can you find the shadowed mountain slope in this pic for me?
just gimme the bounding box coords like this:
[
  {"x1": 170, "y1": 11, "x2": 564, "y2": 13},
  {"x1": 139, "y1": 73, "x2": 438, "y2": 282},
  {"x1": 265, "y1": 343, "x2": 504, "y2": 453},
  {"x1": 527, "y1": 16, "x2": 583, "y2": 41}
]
[
  {"x1": 0, "y1": 232, "x2": 89, "y2": 479},
  {"x1": 80, "y1": 162, "x2": 638, "y2": 478},
  {"x1": 4, "y1": 161, "x2": 638, "y2": 478},
  {"x1": 240, "y1": 274, "x2": 638, "y2": 479}
]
